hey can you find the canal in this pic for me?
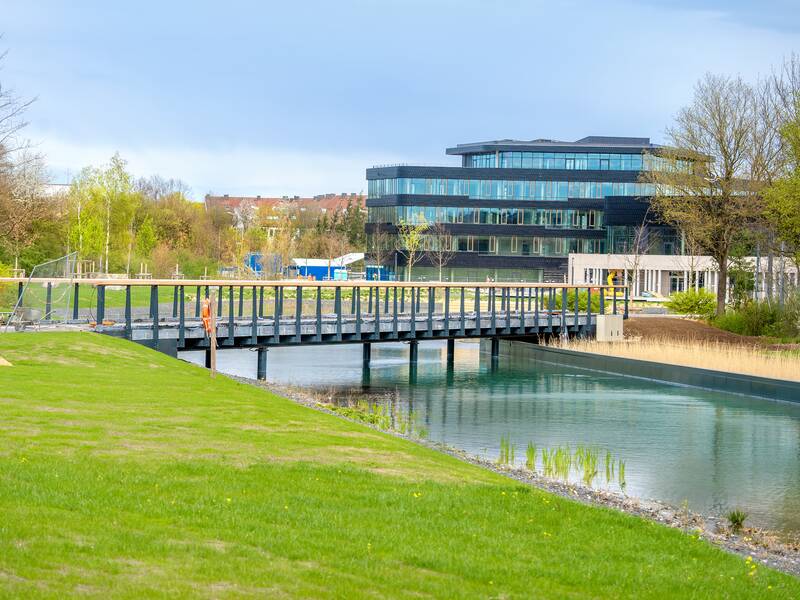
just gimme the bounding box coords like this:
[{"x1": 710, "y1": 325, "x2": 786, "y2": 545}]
[{"x1": 184, "y1": 340, "x2": 800, "y2": 533}]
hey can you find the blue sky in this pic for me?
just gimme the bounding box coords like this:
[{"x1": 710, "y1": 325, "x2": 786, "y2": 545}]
[{"x1": 3, "y1": 0, "x2": 800, "y2": 198}]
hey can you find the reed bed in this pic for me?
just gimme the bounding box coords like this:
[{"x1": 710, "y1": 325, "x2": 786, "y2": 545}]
[
  {"x1": 502, "y1": 437, "x2": 626, "y2": 489},
  {"x1": 554, "y1": 337, "x2": 800, "y2": 382}
]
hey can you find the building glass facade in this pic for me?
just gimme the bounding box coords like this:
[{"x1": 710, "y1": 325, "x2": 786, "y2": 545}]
[{"x1": 366, "y1": 136, "x2": 684, "y2": 281}]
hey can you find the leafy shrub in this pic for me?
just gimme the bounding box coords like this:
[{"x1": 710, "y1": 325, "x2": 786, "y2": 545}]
[
  {"x1": 711, "y1": 300, "x2": 796, "y2": 338},
  {"x1": 0, "y1": 263, "x2": 16, "y2": 312},
  {"x1": 776, "y1": 293, "x2": 800, "y2": 339},
  {"x1": 553, "y1": 290, "x2": 601, "y2": 313},
  {"x1": 665, "y1": 289, "x2": 716, "y2": 317},
  {"x1": 711, "y1": 311, "x2": 747, "y2": 335}
]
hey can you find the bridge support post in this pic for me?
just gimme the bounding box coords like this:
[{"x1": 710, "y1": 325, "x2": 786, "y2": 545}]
[
  {"x1": 490, "y1": 337, "x2": 500, "y2": 360},
  {"x1": 446, "y1": 338, "x2": 455, "y2": 364},
  {"x1": 45, "y1": 282, "x2": 52, "y2": 321},
  {"x1": 362, "y1": 342, "x2": 371, "y2": 366},
  {"x1": 409, "y1": 340, "x2": 418, "y2": 365},
  {"x1": 257, "y1": 347, "x2": 268, "y2": 381}
]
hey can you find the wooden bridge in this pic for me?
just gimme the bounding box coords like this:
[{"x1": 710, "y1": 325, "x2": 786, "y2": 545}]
[{"x1": 4, "y1": 279, "x2": 628, "y2": 379}]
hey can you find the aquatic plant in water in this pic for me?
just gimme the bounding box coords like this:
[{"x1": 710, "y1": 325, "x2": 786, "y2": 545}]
[
  {"x1": 497, "y1": 435, "x2": 516, "y2": 466},
  {"x1": 525, "y1": 442, "x2": 537, "y2": 471},
  {"x1": 534, "y1": 444, "x2": 626, "y2": 490},
  {"x1": 727, "y1": 509, "x2": 748, "y2": 533}
]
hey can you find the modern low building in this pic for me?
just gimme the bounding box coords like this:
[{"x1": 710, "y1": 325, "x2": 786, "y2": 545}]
[
  {"x1": 366, "y1": 136, "x2": 687, "y2": 282},
  {"x1": 569, "y1": 253, "x2": 799, "y2": 300}
]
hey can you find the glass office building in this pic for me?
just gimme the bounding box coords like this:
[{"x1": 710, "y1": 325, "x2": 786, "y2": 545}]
[{"x1": 366, "y1": 136, "x2": 683, "y2": 282}]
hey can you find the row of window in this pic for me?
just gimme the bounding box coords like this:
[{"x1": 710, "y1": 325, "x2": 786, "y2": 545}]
[
  {"x1": 606, "y1": 225, "x2": 683, "y2": 256},
  {"x1": 367, "y1": 206, "x2": 603, "y2": 230},
  {"x1": 367, "y1": 177, "x2": 661, "y2": 200},
  {"x1": 370, "y1": 233, "x2": 605, "y2": 257},
  {"x1": 468, "y1": 151, "x2": 693, "y2": 172}
]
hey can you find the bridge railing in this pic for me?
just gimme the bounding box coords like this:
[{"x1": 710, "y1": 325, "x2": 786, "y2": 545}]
[{"x1": 1, "y1": 279, "x2": 629, "y2": 342}]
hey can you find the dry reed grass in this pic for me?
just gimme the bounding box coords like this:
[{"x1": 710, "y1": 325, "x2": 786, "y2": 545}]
[{"x1": 554, "y1": 338, "x2": 800, "y2": 382}]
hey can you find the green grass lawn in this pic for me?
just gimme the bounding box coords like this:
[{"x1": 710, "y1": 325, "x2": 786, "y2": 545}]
[{"x1": 0, "y1": 332, "x2": 796, "y2": 598}]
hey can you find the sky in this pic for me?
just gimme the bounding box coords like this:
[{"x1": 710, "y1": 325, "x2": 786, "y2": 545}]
[{"x1": 3, "y1": 0, "x2": 800, "y2": 199}]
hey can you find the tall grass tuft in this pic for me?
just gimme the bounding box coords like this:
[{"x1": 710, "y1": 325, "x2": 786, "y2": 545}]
[
  {"x1": 525, "y1": 442, "x2": 537, "y2": 471},
  {"x1": 498, "y1": 435, "x2": 512, "y2": 466},
  {"x1": 727, "y1": 509, "x2": 748, "y2": 533}
]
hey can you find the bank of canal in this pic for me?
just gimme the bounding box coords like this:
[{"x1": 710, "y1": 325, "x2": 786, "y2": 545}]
[{"x1": 184, "y1": 339, "x2": 800, "y2": 534}]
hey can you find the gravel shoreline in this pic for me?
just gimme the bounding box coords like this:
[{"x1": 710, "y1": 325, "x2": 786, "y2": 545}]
[{"x1": 234, "y1": 375, "x2": 800, "y2": 578}]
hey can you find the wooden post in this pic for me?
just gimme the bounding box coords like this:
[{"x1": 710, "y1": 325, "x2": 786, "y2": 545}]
[
  {"x1": 125, "y1": 286, "x2": 132, "y2": 336},
  {"x1": 459, "y1": 287, "x2": 465, "y2": 336},
  {"x1": 72, "y1": 282, "x2": 80, "y2": 320},
  {"x1": 178, "y1": 285, "x2": 185, "y2": 349},
  {"x1": 210, "y1": 290, "x2": 217, "y2": 378},
  {"x1": 44, "y1": 282, "x2": 52, "y2": 321}
]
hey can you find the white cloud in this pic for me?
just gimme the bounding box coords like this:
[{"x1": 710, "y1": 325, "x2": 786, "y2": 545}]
[{"x1": 33, "y1": 134, "x2": 392, "y2": 199}]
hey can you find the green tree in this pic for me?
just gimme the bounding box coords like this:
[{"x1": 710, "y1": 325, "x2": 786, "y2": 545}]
[
  {"x1": 395, "y1": 218, "x2": 428, "y2": 281},
  {"x1": 135, "y1": 215, "x2": 157, "y2": 258},
  {"x1": 67, "y1": 154, "x2": 138, "y2": 273},
  {"x1": 764, "y1": 119, "x2": 800, "y2": 269}
]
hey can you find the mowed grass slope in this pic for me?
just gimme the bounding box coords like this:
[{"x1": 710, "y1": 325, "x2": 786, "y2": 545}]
[{"x1": 0, "y1": 333, "x2": 795, "y2": 598}]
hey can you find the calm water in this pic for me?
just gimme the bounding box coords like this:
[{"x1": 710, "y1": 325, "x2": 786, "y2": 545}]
[{"x1": 183, "y1": 341, "x2": 800, "y2": 532}]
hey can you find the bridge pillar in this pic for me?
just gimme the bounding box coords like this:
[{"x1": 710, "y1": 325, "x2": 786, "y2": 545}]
[
  {"x1": 257, "y1": 347, "x2": 268, "y2": 381},
  {"x1": 446, "y1": 339, "x2": 455, "y2": 364},
  {"x1": 362, "y1": 342, "x2": 371, "y2": 365},
  {"x1": 409, "y1": 340, "x2": 418, "y2": 365},
  {"x1": 490, "y1": 337, "x2": 500, "y2": 360}
]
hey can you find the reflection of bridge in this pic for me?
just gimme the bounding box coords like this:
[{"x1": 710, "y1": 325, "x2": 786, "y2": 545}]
[{"x1": 5, "y1": 279, "x2": 628, "y2": 379}]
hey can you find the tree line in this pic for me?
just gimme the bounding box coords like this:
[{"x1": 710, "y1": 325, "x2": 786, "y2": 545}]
[{"x1": 0, "y1": 51, "x2": 366, "y2": 279}]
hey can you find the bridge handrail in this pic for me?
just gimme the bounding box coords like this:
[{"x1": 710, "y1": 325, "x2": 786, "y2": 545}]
[{"x1": 0, "y1": 277, "x2": 628, "y2": 290}]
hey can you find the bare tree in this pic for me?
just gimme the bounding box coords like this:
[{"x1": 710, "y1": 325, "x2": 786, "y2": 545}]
[
  {"x1": 643, "y1": 74, "x2": 768, "y2": 316},
  {"x1": 324, "y1": 231, "x2": 351, "y2": 280},
  {"x1": 625, "y1": 225, "x2": 658, "y2": 296},
  {"x1": 395, "y1": 218, "x2": 428, "y2": 281},
  {"x1": 269, "y1": 201, "x2": 297, "y2": 276},
  {"x1": 0, "y1": 45, "x2": 35, "y2": 167},
  {"x1": 772, "y1": 53, "x2": 800, "y2": 147},
  {"x1": 428, "y1": 222, "x2": 456, "y2": 281},
  {"x1": 135, "y1": 175, "x2": 191, "y2": 201},
  {"x1": 367, "y1": 223, "x2": 394, "y2": 272},
  {"x1": 0, "y1": 151, "x2": 50, "y2": 269}
]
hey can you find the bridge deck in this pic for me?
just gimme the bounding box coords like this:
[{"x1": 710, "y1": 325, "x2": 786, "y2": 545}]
[
  {"x1": 5, "y1": 279, "x2": 629, "y2": 366},
  {"x1": 102, "y1": 310, "x2": 595, "y2": 349}
]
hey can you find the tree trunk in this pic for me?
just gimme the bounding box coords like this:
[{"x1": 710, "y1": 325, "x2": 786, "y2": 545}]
[
  {"x1": 104, "y1": 195, "x2": 111, "y2": 274},
  {"x1": 716, "y1": 256, "x2": 728, "y2": 317},
  {"x1": 767, "y1": 247, "x2": 774, "y2": 300}
]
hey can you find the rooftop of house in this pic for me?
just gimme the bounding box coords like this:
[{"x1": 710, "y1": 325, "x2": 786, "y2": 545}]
[{"x1": 204, "y1": 192, "x2": 365, "y2": 213}]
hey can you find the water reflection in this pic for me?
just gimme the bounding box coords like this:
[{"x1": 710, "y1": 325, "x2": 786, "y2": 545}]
[{"x1": 183, "y1": 340, "x2": 800, "y2": 532}]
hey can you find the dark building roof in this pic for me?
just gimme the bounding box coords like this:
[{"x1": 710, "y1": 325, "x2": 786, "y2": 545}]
[{"x1": 446, "y1": 136, "x2": 659, "y2": 155}]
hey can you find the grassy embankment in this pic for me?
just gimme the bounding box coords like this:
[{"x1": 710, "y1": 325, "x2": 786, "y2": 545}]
[
  {"x1": 0, "y1": 332, "x2": 797, "y2": 598},
  {"x1": 557, "y1": 338, "x2": 800, "y2": 382}
]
